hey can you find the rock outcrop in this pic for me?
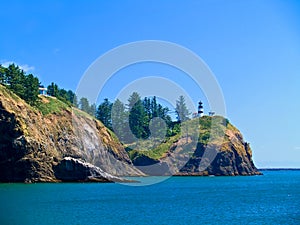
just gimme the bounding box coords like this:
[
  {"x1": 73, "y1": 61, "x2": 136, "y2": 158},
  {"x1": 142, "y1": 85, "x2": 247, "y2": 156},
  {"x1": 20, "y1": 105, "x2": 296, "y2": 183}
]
[
  {"x1": 0, "y1": 85, "x2": 143, "y2": 182},
  {"x1": 53, "y1": 157, "x2": 135, "y2": 182},
  {"x1": 176, "y1": 128, "x2": 261, "y2": 176},
  {"x1": 129, "y1": 116, "x2": 262, "y2": 176}
]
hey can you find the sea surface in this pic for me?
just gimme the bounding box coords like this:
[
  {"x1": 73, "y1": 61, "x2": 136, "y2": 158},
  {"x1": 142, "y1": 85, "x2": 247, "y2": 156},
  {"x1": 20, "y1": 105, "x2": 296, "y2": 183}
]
[{"x1": 0, "y1": 170, "x2": 299, "y2": 225}]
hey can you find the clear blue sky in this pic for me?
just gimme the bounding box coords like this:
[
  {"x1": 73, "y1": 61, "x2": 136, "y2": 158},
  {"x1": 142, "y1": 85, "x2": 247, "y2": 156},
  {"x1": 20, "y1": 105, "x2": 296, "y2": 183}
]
[{"x1": 1, "y1": 0, "x2": 300, "y2": 168}]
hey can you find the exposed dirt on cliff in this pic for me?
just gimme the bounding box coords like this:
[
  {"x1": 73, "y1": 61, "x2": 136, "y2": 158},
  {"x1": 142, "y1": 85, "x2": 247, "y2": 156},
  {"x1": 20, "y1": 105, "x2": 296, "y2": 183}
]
[{"x1": 0, "y1": 85, "x2": 143, "y2": 182}]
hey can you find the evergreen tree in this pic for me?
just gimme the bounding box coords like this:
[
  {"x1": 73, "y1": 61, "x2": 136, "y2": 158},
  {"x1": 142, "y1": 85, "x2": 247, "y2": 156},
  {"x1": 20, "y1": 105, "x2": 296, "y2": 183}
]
[
  {"x1": 111, "y1": 99, "x2": 128, "y2": 142},
  {"x1": 4, "y1": 63, "x2": 15, "y2": 85},
  {"x1": 89, "y1": 103, "x2": 97, "y2": 116},
  {"x1": 151, "y1": 97, "x2": 172, "y2": 138},
  {"x1": 127, "y1": 92, "x2": 141, "y2": 108},
  {"x1": 58, "y1": 88, "x2": 68, "y2": 100},
  {"x1": 6, "y1": 64, "x2": 26, "y2": 98},
  {"x1": 79, "y1": 97, "x2": 91, "y2": 114},
  {"x1": 96, "y1": 98, "x2": 113, "y2": 129},
  {"x1": 47, "y1": 82, "x2": 59, "y2": 97},
  {"x1": 24, "y1": 74, "x2": 39, "y2": 105},
  {"x1": 72, "y1": 93, "x2": 78, "y2": 107},
  {"x1": 175, "y1": 95, "x2": 190, "y2": 122},
  {"x1": 13, "y1": 69, "x2": 26, "y2": 99},
  {"x1": 128, "y1": 92, "x2": 148, "y2": 139},
  {"x1": 151, "y1": 96, "x2": 158, "y2": 118},
  {"x1": 0, "y1": 65, "x2": 6, "y2": 84},
  {"x1": 143, "y1": 97, "x2": 151, "y2": 118},
  {"x1": 66, "y1": 90, "x2": 77, "y2": 106}
]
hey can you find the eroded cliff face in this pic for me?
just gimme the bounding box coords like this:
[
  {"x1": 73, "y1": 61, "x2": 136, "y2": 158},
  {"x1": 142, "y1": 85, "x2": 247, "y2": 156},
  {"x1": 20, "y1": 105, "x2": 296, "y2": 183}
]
[
  {"x1": 0, "y1": 85, "x2": 143, "y2": 182},
  {"x1": 129, "y1": 117, "x2": 261, "y2": 176},
  {"x1": 177, "y1": 124, "x2": 261, "y2": 176}
]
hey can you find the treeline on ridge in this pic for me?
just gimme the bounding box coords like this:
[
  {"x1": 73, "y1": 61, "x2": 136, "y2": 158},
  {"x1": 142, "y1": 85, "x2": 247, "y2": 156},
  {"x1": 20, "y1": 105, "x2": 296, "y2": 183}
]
[
  {"x1": 0, "y1": 63, "x2": 77, "y2": 106},
  {"x1": 0, "y1": 64, "x2": 39, "y2": 105},
  {"x1": 95, "y1": 92, "x2": 191, "y2": 142},
  {"x1": 0, "y1": 63, "x2": 191, "y2": 142}
]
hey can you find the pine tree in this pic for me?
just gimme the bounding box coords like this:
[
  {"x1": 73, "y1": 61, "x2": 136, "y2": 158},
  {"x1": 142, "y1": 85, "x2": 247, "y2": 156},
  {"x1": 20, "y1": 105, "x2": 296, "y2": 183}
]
[
  {"x1": 6, "y1": 64, "x2": 26, "y2": 98},
  {"x1": 24, "y1": 74, "x2": 39, "y2": 105},
  {"x1": 151, "y1": 96, "x2": 158, "y2": 118},
  {"x1": 175, "y1": 95, "x2": 190, "y2": 122},
  {"x1": 111, "y1": 99, "x2": 128, "y2": 142},
  {"x1": 66, "y1": 90, "x2": 77, "y2": 106},
  {"x1": 89, "y1": 103, "x2": 96, "y2": 117},
  {"x1": 58, "y1": 88, "x2": 68, "y2": 100},
  {"x1": 79, "y1": 97, "x2": 91, "y2": 114},
  {"x1": 96, "y1": 98, "x2": 113, "y2": 129},
  {"x1": 72, "y1": 94, "x2": 78, "y2": 107},
  {"x1": 128, "y1": 92, "x2": 148, "y2": 139},
  {"x1": 127, "y1": 92, "x2": 141, "y2": 108},
  {"x1": 143, "y1": 97, "x2": 151, "y2": 118},
  {"x1": 143, "y1": 95, "x2": 174, "y2": 138},
  {"x1": 47, "y1": 82, "x2": 59, "y2": 97},
  {"x1": 0, "y1": 65, "x2": 6, "y2": 84},
  {"x1": 4, "y1": 63, "x2": 15, "y2": 85}
]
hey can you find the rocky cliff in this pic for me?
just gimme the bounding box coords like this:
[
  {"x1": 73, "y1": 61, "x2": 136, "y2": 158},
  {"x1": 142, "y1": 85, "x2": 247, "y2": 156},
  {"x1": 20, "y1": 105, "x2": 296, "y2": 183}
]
[
  {"x1": 0, "y1": 84, "x2": 143, "y2": 182},
  {"x1": 0, "y1": 84, "x2": 261, "y2": 182},
  {"x1": 128, "y1": 116, "x2": 261, "y2": 176},
  {"x1": 176, "y1": 121, "x2": 261, "y2": 176}
]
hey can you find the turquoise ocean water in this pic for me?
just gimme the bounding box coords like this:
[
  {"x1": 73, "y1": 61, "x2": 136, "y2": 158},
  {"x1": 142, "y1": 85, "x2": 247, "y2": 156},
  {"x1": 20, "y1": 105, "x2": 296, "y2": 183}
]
[{"x1": 0, "y1": 170, "x2": 299, "y2": 225}]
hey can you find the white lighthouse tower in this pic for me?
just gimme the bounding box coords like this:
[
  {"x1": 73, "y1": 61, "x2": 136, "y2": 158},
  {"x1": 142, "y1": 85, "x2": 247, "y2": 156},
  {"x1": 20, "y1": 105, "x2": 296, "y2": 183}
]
[{"x1": 198, "y1": 101, "x2": 204, "y2": 117}]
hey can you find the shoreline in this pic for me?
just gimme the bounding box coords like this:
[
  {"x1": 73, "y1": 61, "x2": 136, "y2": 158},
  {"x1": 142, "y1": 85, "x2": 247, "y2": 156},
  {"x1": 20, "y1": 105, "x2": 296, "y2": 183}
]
[{"x1": 259, "y1": 168, "x2": 300, "y2": 171}]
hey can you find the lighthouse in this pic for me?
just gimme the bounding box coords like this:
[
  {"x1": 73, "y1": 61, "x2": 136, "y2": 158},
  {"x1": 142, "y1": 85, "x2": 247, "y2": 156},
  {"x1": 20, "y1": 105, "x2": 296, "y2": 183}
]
[{"x1": 198, "y1": 101, "x2": 204, "y2": 117}]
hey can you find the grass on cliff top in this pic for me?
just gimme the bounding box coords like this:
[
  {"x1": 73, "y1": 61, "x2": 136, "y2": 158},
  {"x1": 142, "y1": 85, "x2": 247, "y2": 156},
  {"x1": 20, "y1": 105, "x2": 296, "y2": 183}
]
[
  {"x1": 0, "y1": 84, "x2": 23, "y2": 102},
  {"x1": 126, "y1": 133, "x2": 181, "y2": 160},
  {"x1": 35, "y1": 96, "x2": 70, "y2": 115},
  {"x1": 0, "y1": 85, "x2": 71, "y2": 116},
  {"x1": 126, "y1": 116, "x2": 231, "y2": 161},
  {"x1": 72, "y1": 107, "x2": 95, "y2": 119}
]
